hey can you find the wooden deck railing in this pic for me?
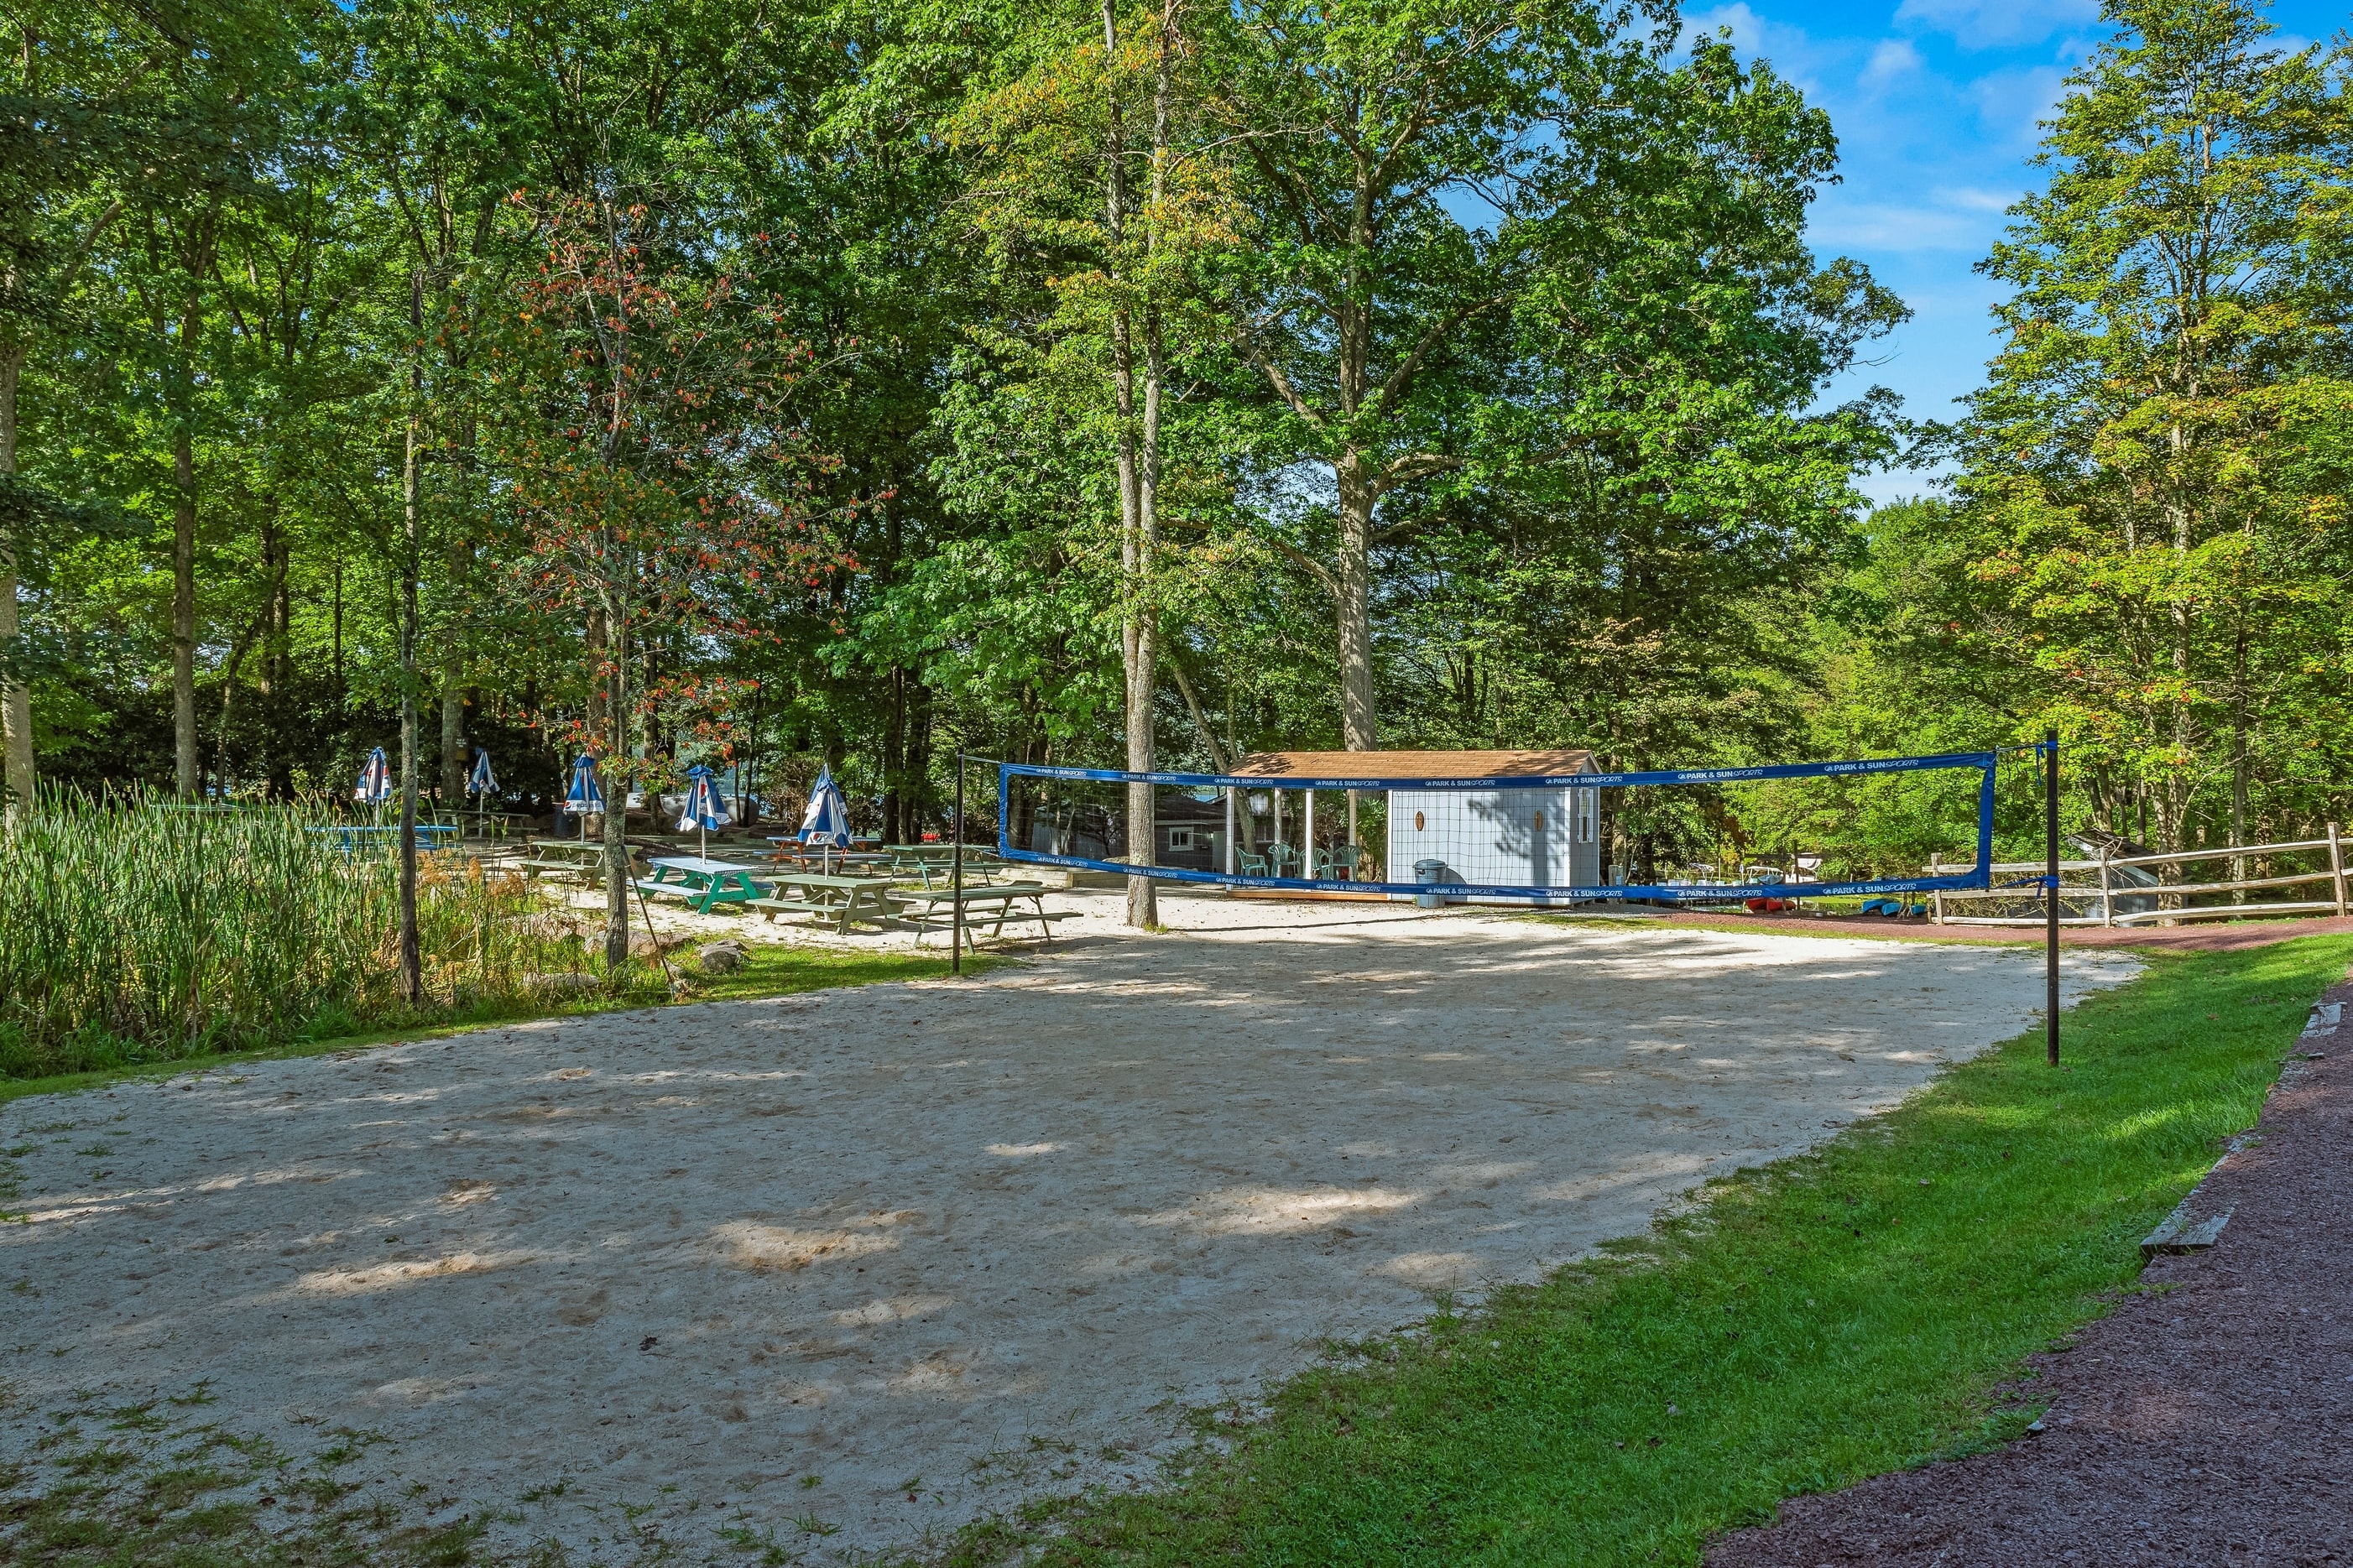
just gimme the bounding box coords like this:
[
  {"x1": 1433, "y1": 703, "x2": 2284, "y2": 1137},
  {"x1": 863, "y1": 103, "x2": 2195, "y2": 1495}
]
[{"x1": 1924, "y1": 828, "x2": 2350, "y2": 927}]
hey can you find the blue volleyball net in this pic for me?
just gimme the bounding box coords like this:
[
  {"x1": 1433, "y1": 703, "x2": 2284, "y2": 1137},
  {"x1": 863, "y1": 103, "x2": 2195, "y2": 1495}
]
[{"x1": 992, "y1": 752, "x2": 1999, "y2": 904}]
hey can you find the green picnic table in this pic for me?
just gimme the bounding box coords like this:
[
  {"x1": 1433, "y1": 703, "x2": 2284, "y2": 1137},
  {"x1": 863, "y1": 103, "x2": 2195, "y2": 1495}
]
[
  {"x1": 637, "y1": 855, "x2": 768, "y2": 913},
  {"x1": 746, "y1": 872, "x2": 901, "y2": 935}
]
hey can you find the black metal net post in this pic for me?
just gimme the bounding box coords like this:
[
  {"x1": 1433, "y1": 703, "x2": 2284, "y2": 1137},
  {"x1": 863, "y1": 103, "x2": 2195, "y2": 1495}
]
[
  {"x1": 952, "y1": 752, "x2": 965, "y2": 976},
  {"x1": 2047, "y1": 730, "x2": 2060, "y2": 1066}
]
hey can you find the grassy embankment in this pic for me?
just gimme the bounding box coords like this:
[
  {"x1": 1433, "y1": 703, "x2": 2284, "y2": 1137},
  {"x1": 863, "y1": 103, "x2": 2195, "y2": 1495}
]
[{"x1": 931, "y1": 934, "x2": 2346, "y2": 1568}]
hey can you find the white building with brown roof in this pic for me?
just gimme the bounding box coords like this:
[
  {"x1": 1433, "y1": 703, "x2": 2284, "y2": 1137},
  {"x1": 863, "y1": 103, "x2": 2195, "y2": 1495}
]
[{"x1": 1231, "y1": 750, "x2": 1602, "y2": 897}]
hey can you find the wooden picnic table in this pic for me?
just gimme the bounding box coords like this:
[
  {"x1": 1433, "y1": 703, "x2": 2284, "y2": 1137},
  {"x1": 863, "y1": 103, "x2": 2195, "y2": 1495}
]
[
  {"x1": 887, "y1": 847, "x2": 1020, "y2": 889},
  {"x1": 895, "y1": 882, "x2": 1069, "y2": 945},
  {"x1": 637, "y1": 855, "x2": 769, "y2": 914},
  {"x1": 746, "y1": 871, "x2": 901, "y2": 935},
  {"x1": 760, "y1": 840, "x2": 895, "y2": 873},
  {"x1": 521, "y1": 836, "x2": 619, "y2": 885}
]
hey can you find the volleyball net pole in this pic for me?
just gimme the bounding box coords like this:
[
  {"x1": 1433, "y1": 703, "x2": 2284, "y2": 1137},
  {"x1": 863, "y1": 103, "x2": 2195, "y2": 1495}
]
[{"x1": 2045, "y1": 731, "x2": 2060, "y2": 1067}]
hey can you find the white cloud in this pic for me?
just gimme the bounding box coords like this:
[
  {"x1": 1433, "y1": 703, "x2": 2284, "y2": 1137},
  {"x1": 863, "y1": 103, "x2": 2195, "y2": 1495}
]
[
  {"x1": 1938, "y1": 185, "x2": 2016, "y2": 213},
  {"x1": 1683, "y1": 3, "x2": 1767, "y2": 55},
  {"x1": 1893, "y1": 0, "x2": 2100, "y2": 49},
  {"x1": 1862, "y1": 39, "x2": 1923, "y2": 86}
]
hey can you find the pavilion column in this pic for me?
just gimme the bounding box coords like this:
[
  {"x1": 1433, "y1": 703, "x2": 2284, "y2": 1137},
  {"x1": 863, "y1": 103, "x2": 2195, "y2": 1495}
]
[{"x1": 1305, "y1": 790, "x2": 1315, "y2": 874}]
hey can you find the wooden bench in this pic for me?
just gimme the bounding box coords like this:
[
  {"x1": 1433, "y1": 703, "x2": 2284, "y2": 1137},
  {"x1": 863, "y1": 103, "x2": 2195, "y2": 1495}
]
[
  {"x1": 523, "y1": 860, "x2": 607, "y2": 888},
  {"x1": 746, "y1": 896, "x2": 834, "y2": 919}
]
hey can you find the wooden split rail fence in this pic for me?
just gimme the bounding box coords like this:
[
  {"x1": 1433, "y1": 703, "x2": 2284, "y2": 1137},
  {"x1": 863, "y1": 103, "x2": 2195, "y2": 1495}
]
[{"x1": 1926, "y1": 827, "x2": 2351, "y2": 927}]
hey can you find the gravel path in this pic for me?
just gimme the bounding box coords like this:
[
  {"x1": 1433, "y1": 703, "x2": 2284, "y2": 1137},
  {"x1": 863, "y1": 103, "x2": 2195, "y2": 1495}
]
[{"x1": 1708, "y1": 977, "x2": 2353, "y2": 1568}]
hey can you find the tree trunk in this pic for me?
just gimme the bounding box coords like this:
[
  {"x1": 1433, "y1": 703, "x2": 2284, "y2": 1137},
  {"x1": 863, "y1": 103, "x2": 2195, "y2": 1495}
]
[
  {"x1": 585, "y1": 607, "x2": 609, "y2": 748},
  {"x1": 0, "y1": 340, "x2": 33, "y2": 803},
  {"x1": 1103, "y1": 0, "x2": 1156, "y2": 929},
  {"x1": 884, "y1": 662, "x2": 908, "y2": 844},
  {"x1": 398, "y1": 273, "x2": 423, "y2": 1006},
  {"x1": 262, "y1": 499, "x2": 293, "y2": 798},
  {"x1": 441, "y1": 683, "x2": 465, "y2": 808},
  {"x1": 171, "y1": 416, "x2": 198, "y2": 796},
  {"x1": 602, "y1": 590, "x2": 631, "y2": 972},
  {"x1": 1333, "y1": 453, "x2": 1376, "y2": 751}
]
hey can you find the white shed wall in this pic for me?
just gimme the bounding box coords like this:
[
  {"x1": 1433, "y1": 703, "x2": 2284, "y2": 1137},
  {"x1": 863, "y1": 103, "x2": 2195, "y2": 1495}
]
[{"x1": 1385, "y1": 784, "x2": 1600, "y2": 899}]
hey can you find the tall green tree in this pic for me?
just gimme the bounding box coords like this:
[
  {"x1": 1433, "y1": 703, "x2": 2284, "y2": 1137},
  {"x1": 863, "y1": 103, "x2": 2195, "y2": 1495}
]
[{"x1": 1952, "y1": 0, "x2": 2353, "y2": 853}]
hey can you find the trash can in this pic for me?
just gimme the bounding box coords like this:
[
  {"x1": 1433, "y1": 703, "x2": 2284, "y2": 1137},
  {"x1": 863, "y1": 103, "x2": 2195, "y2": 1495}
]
[{"x1": 1414, "y1": 857, "x2": 1448, "y2": 909}]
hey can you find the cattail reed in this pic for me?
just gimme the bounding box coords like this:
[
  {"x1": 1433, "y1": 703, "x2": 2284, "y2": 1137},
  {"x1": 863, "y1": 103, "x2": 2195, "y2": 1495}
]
[{"x1": 0, "y1": 792, "x2": 574, "y2": 1078}]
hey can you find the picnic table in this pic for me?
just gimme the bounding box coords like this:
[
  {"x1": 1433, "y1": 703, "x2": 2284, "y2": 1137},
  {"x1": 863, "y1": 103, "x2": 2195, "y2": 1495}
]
[
  {"x1": 760, "y1": 839, "x2": 895, "y2": 873},
  {"x1": 889, "y1": 847, "x2": 1006, "y2": 888},
  {"x1": 895, "y1": 882, "x2": 1070, "y2": 946},
  {"x1": 635, "y1": 856, "x2": 769, "y2": 914},
  {"x1": 522, "y1": 837, "x2": 609, "y2": 885},
  {"x1": 746, "y1": 872, "x2": 901, "y2": 935},
  {"x1": 309, "y1": 823, "x2": 459, "y2": 858}
]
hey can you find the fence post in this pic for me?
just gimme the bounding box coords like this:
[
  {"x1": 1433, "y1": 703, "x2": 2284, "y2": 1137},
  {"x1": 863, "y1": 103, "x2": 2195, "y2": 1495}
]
[
  {"x1": 2099, "y1": 847, "x2": 2113, "y2": 928},
  {"x1": 2331, "y1": 822, "x2": 2346, "y2": 919}
]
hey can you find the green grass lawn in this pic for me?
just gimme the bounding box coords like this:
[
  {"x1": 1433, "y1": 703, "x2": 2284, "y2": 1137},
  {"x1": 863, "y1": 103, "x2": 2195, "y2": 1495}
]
[
  {"x1": 0, "y1": 942, "x2": 983, "y2": 1111},
  {"x1": 926, "y1": 935, "x2": 2348, "y2": 1568}
]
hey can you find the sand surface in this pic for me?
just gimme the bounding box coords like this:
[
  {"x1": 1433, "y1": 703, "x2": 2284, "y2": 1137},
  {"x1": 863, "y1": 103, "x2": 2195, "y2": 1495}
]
[{"x1": 0, "y1": 894, "x2": 2135, "y2": 1561}]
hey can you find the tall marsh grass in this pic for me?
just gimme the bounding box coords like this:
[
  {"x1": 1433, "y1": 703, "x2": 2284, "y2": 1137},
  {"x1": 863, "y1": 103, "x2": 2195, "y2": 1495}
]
[{"x1": 0, "y1": 792, "x2": 578, "y2": 1078}]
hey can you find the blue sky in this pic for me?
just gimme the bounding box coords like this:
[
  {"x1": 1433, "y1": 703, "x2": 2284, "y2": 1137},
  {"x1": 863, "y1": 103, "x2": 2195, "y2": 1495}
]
[{"x1": 1702, "y1": 0, "x2": 2341, "y2": 500}]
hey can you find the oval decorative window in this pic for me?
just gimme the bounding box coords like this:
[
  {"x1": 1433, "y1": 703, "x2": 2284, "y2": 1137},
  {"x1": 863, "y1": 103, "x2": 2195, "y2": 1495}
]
[{"x1": 1414, "y1": 810, "x2": 1426, "y2": 831}]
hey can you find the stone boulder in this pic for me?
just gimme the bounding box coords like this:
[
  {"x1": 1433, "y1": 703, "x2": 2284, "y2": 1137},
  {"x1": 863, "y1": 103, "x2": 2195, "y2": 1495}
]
[{"x1": 696, "y1": 940, "x2": 749, "y2": 975}]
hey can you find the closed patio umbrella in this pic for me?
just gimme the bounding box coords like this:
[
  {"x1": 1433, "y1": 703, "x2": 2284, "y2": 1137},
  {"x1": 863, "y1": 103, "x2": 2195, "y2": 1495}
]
[
  {"x1": 354, "y1": 748, "x2": 392, "y2": 813},
  {"x1": 676, "y1": 763, "x2": 731, "y2": 860},
  {"x1": 799, "y1": 763, "x2": 850, "y2": 874},
  {"x1": 563, "y1": 754, "x2": 603, "y2": 845},
  {"x1": 467, "y1": 748, "x2": 498, "y2": 837}
]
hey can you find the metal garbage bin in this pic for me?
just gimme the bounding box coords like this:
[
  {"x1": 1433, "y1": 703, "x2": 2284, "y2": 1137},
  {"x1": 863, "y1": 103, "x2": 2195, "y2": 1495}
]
[{"x1": 1413, "y1": 857, "x2": 1448, "y2": 909}]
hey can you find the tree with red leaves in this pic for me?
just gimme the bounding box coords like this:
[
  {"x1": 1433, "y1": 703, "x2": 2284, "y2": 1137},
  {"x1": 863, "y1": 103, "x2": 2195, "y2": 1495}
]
[{"x1": 475, "y1": 193, "x2": 854, "y2": 972}]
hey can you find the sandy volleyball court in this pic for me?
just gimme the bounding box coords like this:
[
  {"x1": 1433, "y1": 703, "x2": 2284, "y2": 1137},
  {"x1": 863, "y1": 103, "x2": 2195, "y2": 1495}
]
[{"x1": 0, "y1": 898, "x2": 2134, "y2": 1560}]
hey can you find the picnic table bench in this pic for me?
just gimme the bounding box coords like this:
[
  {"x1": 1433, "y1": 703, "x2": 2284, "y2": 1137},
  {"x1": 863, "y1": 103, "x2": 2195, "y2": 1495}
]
[
  {"x1": 895, "y1": 883, "x2": 1072, "y2": 945},
  {"x1": 634, "y1": 856, "x2": 769, "y2": 914},
  {"x1": 746, "y1": 872, "x2": 901, "y2": 935}
]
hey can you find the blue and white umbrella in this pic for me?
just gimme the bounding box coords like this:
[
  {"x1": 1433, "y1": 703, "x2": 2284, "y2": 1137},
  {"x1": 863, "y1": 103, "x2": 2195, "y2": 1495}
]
[
  {"x1": 465, "y1": 749, "x2": 498, "y2": 839},
  {"x1": 676, "y1": 763, "x2": 731, "y2": 858},
  {"x1": 563, "y1": 754, "x2": 603, "y2": 843},
  {"x1": 354, "y1": 748, "x2": 392, "y2": 807},
  {"x1": 799, "y1": 763, "x2": 850, "y2": 871}
]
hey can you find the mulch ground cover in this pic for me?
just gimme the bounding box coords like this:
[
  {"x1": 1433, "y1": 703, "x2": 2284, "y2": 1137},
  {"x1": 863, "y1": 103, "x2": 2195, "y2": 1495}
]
[{"x1": 1708, "y1": 975, "x2": 2353, "y2": 1567}]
